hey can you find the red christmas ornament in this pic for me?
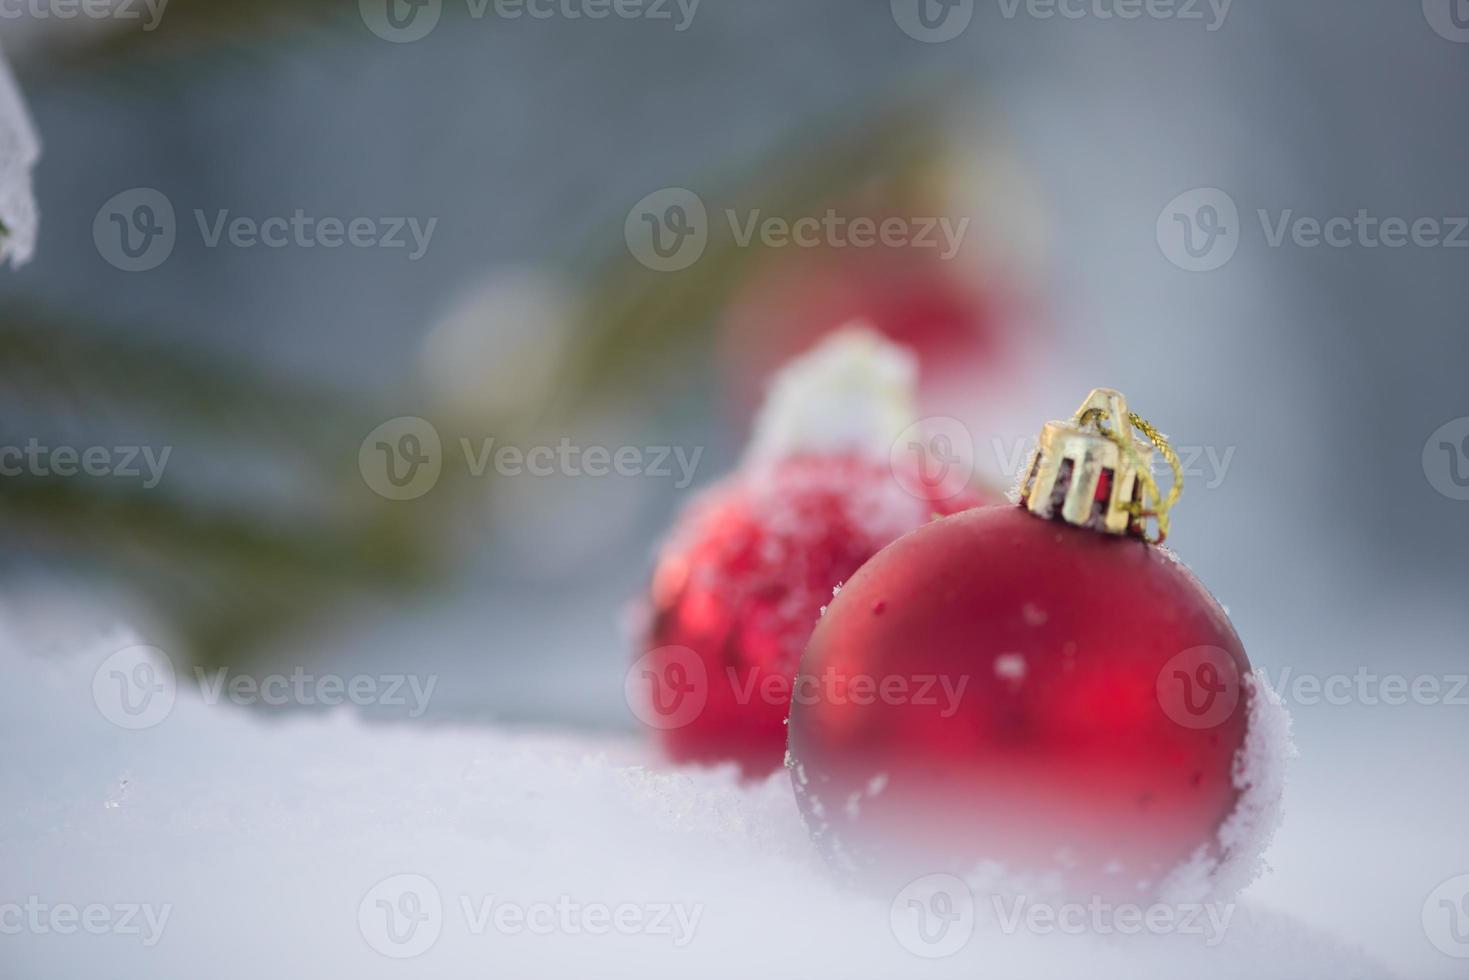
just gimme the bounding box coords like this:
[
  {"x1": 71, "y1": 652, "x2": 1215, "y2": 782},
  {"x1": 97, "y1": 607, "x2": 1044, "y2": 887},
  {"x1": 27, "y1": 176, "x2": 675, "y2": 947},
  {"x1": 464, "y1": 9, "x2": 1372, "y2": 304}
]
[
  {"x1": 787, "y1": 390, "x2": 1270, "y2": 897},
  {"x1": 635, "y1": 331, "x2": 993, "y2": 776}
]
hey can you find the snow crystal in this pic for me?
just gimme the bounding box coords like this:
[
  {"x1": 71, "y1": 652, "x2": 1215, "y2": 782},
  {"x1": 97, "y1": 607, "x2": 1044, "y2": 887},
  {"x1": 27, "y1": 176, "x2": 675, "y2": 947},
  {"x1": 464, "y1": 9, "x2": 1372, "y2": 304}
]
[{"x1": 994, "y1": 652, "x2": 1029, "y2": 682}]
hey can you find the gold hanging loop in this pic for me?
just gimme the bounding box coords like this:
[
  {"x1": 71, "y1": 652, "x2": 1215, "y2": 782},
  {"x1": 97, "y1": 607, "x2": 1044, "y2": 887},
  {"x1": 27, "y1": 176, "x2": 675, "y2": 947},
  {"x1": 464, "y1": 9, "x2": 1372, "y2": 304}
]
[{"x1": 1019, "y1": 389, "x2": 1184, "y2": 545}]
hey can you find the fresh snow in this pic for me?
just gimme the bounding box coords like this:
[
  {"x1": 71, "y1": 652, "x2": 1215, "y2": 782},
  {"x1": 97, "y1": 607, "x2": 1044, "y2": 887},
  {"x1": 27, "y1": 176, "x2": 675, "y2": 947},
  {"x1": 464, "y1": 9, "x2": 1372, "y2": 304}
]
[{"x1": 0, "y1": 619, "x2": 1402, "y2": 980}]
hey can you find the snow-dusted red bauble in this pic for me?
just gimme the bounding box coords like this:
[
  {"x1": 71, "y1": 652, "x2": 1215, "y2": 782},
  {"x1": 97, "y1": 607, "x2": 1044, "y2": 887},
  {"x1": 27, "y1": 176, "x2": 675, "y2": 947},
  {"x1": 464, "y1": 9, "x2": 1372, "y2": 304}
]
[
  {"x1": 634, "y1": 331, "x2": 993, "y2": 776},
  {"x1": 787, "y1": 391, "x2": 1281, "y2": 898},
  {"x1": 644, "y1": 454, "x2": 989, "y2": 776}
]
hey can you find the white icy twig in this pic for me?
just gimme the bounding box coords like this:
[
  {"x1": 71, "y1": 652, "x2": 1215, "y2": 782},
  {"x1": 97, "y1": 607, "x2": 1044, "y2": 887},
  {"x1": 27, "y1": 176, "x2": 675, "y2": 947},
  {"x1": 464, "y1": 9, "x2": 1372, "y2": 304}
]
[{"x1": 0, "y1": 44, "x2": 40, "y2": 268}]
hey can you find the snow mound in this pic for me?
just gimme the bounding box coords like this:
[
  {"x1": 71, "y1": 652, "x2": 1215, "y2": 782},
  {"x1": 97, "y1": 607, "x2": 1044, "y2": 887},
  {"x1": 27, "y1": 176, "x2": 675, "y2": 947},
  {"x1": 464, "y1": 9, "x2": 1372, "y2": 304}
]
[
  {"x1": 0, "y1": 619, "x2": 1386, "y2": 980},
  {"x1": 1162, "y1": 669, "x2": 1295, "y2": 904}
]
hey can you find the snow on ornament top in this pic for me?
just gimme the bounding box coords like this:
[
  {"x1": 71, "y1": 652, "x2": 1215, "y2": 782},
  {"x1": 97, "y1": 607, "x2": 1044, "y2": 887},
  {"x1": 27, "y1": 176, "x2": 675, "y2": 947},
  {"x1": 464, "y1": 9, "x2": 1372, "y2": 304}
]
[
  {"x1": 0, "y1": 46, "x2": 40, "y2": 268},
  {"x1": 744, "y1": 325, "x2": 919, "y2": 464}
]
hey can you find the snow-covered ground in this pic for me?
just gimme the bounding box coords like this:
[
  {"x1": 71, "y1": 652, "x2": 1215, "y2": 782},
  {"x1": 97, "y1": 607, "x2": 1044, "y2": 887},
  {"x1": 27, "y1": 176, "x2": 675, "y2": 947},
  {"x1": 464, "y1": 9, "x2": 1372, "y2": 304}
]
[{"x1": 3, "y1": 610, "x2": 1463, "y2": 980}]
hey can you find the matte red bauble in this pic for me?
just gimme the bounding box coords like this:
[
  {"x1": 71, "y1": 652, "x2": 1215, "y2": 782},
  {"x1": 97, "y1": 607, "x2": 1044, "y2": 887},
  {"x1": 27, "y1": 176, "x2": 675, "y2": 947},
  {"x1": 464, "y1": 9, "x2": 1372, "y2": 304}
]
[{"x1": 787, "y1": 390, "x2": 1270, "y2": 897}]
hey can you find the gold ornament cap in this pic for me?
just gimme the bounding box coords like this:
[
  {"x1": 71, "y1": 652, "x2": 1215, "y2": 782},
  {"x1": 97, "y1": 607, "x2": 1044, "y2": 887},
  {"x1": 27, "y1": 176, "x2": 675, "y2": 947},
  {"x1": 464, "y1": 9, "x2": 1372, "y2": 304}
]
[{"x1": 1018, "y1": 388, "x2": 1182, "y2": 544}]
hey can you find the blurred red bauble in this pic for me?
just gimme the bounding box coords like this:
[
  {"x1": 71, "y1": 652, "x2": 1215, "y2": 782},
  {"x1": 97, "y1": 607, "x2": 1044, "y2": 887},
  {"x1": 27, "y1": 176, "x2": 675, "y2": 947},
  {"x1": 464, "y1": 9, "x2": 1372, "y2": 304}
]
[
  {"x1": 787, "y1": 393, "x2": 1267, "y2": 896},
  {"x1": 634, "y1": 329, "x2": 994, "y2": 776},
  {"x1": 718, "y1": 245, "x2": 1019, "y2": 424},
  {"x1": 642, "y1": 453, "x2": 990, "y2": 776}
]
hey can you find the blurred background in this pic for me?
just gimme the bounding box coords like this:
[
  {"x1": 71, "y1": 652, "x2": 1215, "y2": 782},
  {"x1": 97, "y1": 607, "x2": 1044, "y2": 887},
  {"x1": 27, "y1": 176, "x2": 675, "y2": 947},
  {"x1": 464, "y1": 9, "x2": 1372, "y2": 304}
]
[{"x1": 1, "y1": 2, "x2": 1467, "y2": 974}]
